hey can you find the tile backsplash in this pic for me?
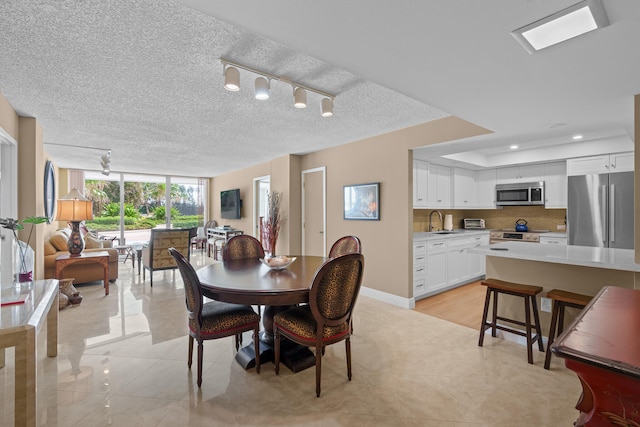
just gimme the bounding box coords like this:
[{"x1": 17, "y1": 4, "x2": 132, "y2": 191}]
[{"x1": 413, "y1": 206, "x2": 566, "y2": 232}]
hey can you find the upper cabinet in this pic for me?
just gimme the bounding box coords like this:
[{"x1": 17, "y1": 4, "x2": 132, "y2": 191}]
[
  {"x1": 476, "y1": 169, "x2": 497, "y2": 209},
  {"x1": 427, "y1": 164, "x2": 451, "y2": 208},
  {"x1": 413, "y1": 160, "x2": 429, "y2": 207},
  {"x1": 543, "y1": 161, "x2": 567, "y2": 208},
  {"x1": 496, "y1": 164, "x2": 544, "y2": 184},
  {"x1": 452, "y1": 168, "x2": 477, "y2": 209},
  {"x1": 567, "y1": 152, "x2": 633, "y2": 176}
]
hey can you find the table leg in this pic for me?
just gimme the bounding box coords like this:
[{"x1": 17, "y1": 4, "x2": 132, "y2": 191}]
[
  {"x1": 235, "y1": 305, "x2": 315, "y2": 373},
  {"x1": 14, "y1": 326, "x2": 36, "y2": 427},
  {"x1": 103, "y1": 259, "x2": 109, "y2": 296},
  {"x1": 137, "y1": 249, "x2": 142, "y2": 275},
  {"x1": 47, "y1": 292, "x2": 59, "y2": 357}
]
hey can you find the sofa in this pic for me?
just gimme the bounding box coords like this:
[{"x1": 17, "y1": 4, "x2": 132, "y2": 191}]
[{"x1": 44, "y1": 229, "x2": 119, "y2": 283}]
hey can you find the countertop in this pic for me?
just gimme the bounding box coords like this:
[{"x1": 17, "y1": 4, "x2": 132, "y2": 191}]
[
  {"x1": 468, "y1": 241, "x2": 640, "y2": 272},
  {"x1": 414, "y1": 229, "x2": 490, "y2": 240}
]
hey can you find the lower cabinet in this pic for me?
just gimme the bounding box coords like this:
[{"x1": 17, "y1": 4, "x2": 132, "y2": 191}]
[{"x1": 414, "y1": 233, "x2": 489, "y2": 300}]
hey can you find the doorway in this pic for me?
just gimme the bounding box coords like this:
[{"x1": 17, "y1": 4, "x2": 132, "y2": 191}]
[
  {"x1": 302, "y1": 167, "x2": 326, "y2": 256},
  {"x1": 0, "y1": 127, "x2": 18, "y2": 284},
  {"x1": 253, "y1": 175, "x2": 270, "y2": 239}
]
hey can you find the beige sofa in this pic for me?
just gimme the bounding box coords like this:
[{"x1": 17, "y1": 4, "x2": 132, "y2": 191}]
[{"x1": 44, "y1": 229, "x2": 119, "y2": 283}]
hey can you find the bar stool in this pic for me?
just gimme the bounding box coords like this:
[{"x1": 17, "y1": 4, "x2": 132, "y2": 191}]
[
  {"x1": 543, "y1": 289, "x2": 592, "y2": 370},
  {"x1": 478, "y1": 278, "x2": 544, "y2": 364}
]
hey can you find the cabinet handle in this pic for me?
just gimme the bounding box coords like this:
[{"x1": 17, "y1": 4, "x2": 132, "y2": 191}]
[
  {"x1": 433, "y1": 242, "x2": 444, "y2": 247},
  {"x1": 416, "y1": 256, "x2": 425, "y2": 261},
  {"x1": 416, "y1": 268, "x2": 424, "y2": 272}
]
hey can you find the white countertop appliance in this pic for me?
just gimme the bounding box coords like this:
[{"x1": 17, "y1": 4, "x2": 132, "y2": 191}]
[
  {"x1": 489, "y1": 229, "x2": 549, "y2": 244},
  {"x1": 463, "y1": 218, "x2": 485, "y2": 229}
]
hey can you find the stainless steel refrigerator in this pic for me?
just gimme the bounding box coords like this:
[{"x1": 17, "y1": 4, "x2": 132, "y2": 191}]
[{"x1": 568, "y1": 171, "x2": 634, "y2": 249}]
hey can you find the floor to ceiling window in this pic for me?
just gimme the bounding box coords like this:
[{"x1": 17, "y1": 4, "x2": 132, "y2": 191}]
[{"x1": 83, "y1": 172, "x2": 205, "y2": 244}]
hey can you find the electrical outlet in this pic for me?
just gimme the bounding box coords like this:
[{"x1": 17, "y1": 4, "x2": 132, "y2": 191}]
[
  {"x1": 557, "y1": 224, "x2": 566, "y2": 231},
  {"x1": 541, "y1": 297, "x2": 552, "y2": 313}
]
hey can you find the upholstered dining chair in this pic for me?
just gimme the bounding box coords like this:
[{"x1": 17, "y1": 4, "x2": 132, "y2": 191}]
[
  {"x1": 273, "y1": 253, "x2": 364, "y2": 397},
  {"x1": 141, "y1": 228, "x2": 191, "y2": 286},
  {"x1": 222, "y1": 235, "x2": 265, "y2": 261},
  {"x1": 328, "y1": 235, "x2": 362, "y2": 258},
  {"x1": 168, "y1": 248, "x2": 260, "y2": 387}
]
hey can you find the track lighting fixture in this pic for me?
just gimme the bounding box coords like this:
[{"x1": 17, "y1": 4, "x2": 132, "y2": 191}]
[
  {"x1": 254, "y1": 76, "x2": 270, "y2": 100},
  {"x1": 224, "y1": 66, "x2": 240, "y2": 91},
  {"x1": 100, "y1": 150, "x2": 111, "y2": 176},
  {"x1": 321, "y1": 98, "x2": 333, "y2": 117},
  {"x1": 293, "y1": 87, "x2": 307, "y2": 108},
  {"x1": 221, "y1": 58, "x2": 336, "y2": 117}
]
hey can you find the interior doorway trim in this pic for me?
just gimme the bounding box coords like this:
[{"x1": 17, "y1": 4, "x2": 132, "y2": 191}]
[
  {"x1": 253, "y1": 175, "x2": 270, "y2": 239},
  {"x1": 301, "y1": 166, "x2": 326, "y2": 256}
]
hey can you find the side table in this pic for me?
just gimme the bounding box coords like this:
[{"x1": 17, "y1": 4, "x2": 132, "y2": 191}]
[{"x1": 55, "y1": 251, "x2": 110, "y2": 296}]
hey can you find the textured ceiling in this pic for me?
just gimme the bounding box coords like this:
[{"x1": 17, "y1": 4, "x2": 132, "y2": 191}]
[
  {"x1": 3, "y1": 1, "x2": 640, "y2": 178},
  {"x1": 0, "y1": 0, "x2": 447, "y2": 177}
]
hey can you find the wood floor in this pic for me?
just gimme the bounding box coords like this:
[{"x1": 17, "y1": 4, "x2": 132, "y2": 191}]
[{"x1": 414, "y1": 280, "x2": 486, "y2": 330}]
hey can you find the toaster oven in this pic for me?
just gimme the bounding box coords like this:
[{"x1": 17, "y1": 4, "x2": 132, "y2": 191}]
[{"x1": 463, "y1": 218, "x2": 485, "y2": 229}]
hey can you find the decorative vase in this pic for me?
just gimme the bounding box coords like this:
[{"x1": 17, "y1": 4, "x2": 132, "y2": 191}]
[
  {"x1": 59, "y1": 278, "x2": 79, "y2": 298},
  {"x1": 14, "y1": 240, "x2": 34, "y2": 283}
]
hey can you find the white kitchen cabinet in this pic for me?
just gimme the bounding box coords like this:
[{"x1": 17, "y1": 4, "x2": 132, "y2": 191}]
[
  {"x1": 567, "y1": 152, "x2": 633, "y2": 176},
  {"x1": 476, "y1": 169, "x2": 497, "y2": 209},
  {"x1": 452, "y1": 168, "x2": 477, "y2": 209},
  {"x1": 543, "y1": 161, "x2": 567, "y2": 208},
  {"x1": 426, "y1": 164, "x2": 451, "y2": 208},
  {"x1": 413, "y1": 160, "x2": 429, "y2": 207},
  {"x1": 426, "y1": 240, "x2": 447, "y2": 292},
  {"x1": 447, "y1": 237, "x2": 472, "y2": 284},
  {"x1": 469, "y1": 234, "x2": 489, "y2": 277},
  {"x1": 496, "y1": 164, "x2": 544, "y2": 184},
  {"x1": 413, "y1": 238, "x2": 428, "y2": 299}
]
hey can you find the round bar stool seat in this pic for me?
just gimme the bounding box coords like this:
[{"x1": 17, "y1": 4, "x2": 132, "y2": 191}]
[
  {"x1": 478, "y1": 278, "x2": 545, "y2": 364},
  {"x1": 543, "y1": 289, "x2": 592, "y2": 370}
]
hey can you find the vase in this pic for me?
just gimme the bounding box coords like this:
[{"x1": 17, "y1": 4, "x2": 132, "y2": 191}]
[{"x1": 14, "y1": 240, "x2": 35, "y2": 283}]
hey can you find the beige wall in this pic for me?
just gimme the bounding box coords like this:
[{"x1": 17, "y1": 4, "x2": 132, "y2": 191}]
[
  {"x1": 209, "y1": 116, "x2": 491, "y2": 300},
  {"x1": 0, "y1": 92, "x2": 58, "y2": 280}
]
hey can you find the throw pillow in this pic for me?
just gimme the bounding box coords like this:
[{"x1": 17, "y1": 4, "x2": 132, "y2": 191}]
[
  {"x1": 84, "y1": 234, "x2": 104, "y2": 249},
  {"x1": 49, "y1": 231, "x2": 69, "y2": 252}
]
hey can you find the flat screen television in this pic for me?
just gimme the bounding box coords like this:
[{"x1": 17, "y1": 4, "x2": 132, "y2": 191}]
[{"x1": 221, "y1": 189, "x2": 241, "y2": 219}]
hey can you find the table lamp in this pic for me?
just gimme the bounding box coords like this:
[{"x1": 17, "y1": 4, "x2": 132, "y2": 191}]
[{"x1": 55, "y1": 188, "x2": 94, "y2": 256}]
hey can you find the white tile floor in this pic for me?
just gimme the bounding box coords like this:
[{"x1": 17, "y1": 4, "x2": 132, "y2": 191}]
[{"x1": 1, "y1": 250, "x2": 582, "y2": 426}]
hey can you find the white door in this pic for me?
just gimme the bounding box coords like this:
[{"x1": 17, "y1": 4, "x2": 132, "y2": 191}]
[
  {"x1": 253, "y1": 176, "x2": 270, "y2": 239},
  {"x1": 0, "y1": 128, "x2": 18, "y2": 284},
  {"x1": 302, "y1": 167, "x2": 326, "y2": 256}
]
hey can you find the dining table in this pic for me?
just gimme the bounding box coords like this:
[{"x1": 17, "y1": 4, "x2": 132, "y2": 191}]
[{"x1": 197, "y1": 255, "x2": 326, "y2": 372}]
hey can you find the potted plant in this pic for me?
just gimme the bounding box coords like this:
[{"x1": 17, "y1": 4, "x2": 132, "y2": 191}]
[{"x1": 0, "y1": 216, "x2": 48, "y2": 282}]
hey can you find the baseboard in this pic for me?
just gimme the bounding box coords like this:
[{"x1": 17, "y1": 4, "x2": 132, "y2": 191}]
[{"x1": 360, "y1": 286, "x2": 414, "y2": 309}]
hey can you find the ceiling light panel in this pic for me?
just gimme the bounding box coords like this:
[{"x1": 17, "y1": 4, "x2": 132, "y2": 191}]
[{"x1": 511, "y1": 0, "x2": 609, "y2": 54}]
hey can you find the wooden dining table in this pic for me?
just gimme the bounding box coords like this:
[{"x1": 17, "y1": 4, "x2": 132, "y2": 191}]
[{"x1": 196, "y1": 255, "x2": 326, "y2": 372}]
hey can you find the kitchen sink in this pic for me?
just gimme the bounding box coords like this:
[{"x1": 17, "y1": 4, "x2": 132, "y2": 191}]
[{"x1": 434, "y1": 231, "x2": 460, "y2": 234}]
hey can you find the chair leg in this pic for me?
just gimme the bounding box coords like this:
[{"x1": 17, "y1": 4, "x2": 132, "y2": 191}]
[
  {"x1": 315, "y1": 346, "x2": 322, "y2": 397},
  {"x1": 150, "y1": 271, "x2": 153, "y2": 287},
  {"x1": 346, "y1": 338, "x2": 352, "y2": 381},
  {"x1": 531, "y1": 295, "x2": 544, "y2": 352},
  {"x1": 197, "y1": 340, "x2": 204, "y2": 387},
  {"x1": 491, "y1": 289, "x2": 498, "y2": 337},
  {"x1": 187, "y1": 335, "x2": 194, "y2": 369},
  {"x1": 544, "y1": 300, "x2": 561, "y2": 370},
  {"x1": 274, "y1": 327, "x2": 281, "y2": 375},
  {"x1": 253, "y1": 324, "x2": 260, "y2": 374},
  {"x1": 524, "y1": 295, "x2": 534, "y2": 364},
  {"x1": 478, "y1": 286, "x2": 492, "y2": 347}
]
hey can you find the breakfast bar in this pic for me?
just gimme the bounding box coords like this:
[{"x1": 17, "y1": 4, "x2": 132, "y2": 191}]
[{"x1": 467, "y1": 242, "x2": 640, "y2": 346}]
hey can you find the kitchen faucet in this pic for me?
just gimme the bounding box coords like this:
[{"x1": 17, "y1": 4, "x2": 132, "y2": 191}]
[{"x1": 428, "y1": 210, "x2": 443, "y2": 232}]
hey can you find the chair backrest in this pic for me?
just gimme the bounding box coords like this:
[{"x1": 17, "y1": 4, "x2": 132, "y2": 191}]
[
  {"x1": 203, "y1": 220, "x2": 218, "y2": 232},
  {"x1": 328, "y1": 235, "x2": 362, "y2": 258},
  {"x1": 223, "y1": 235, "x2": 265, "y2": 261},
  {"x1": 148, "y1": 228, "x2": 191, "y2": 268},
  {"x1": 168, "y1": 248, "x2": 203, "y2": 334},
  {"x1": 309, "y1": 253, "x2": 365, "y2": 331}
]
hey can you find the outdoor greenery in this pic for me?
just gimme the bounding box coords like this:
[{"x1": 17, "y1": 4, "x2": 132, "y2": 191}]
[{"x1": 84, "y1": 179, "x2": 203, "y2": 232}]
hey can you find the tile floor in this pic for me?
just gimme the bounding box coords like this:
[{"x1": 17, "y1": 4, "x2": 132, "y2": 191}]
[{"x1": 1, "y1": 250, "x2": 582, "y2": 426}]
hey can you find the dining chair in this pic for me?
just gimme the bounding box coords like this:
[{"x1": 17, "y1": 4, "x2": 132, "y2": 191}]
[
  {"x1": 328, "y1": 235, "x2": 362, "y2": 258},
  {"x1": 222, "y1": 235, "x2": 265, "y2": 261},
  {"x1": 273, "y1": 253, "x2": 364, "y2": 397},
  {"x1": 168, "y1": 248, "x2": 261, "y2": 387}
]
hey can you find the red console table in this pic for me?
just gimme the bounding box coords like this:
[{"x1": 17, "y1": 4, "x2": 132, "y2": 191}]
[{"x1": 552, "y1": 286, "x2": 640, "y2": 426}]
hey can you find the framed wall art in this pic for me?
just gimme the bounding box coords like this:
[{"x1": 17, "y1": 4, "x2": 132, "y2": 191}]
[
  {"x1": 343, "y1": 182, "x2": 379, "y2": 220},
  {"x1": 44, "y1": 160, "x2": 55, "y2": 224}
]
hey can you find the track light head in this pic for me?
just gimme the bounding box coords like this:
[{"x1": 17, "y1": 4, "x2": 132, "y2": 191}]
[
  {"x1": 224, "y1": 66, "x2": 240, "y2": 91},
  {"x1": 254, "y1": 77, "x2": 270, "y2": 100},
  {"x1": 321, "y1": 98, "x2": 334, "y2": 117},
  {"x1": 293, "y1": 87, "x2": 307, "y2": 108}
]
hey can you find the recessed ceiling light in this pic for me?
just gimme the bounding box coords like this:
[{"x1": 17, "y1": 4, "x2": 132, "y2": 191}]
[
  {"x1": 572, "y1": 135, "x2": 584, "y2": 140},
  {"x1": 510, "y1": 145, "x2": 519, "y2": 150},
  {"x1": 511, "y1": 0, "x2": 609, "y2": 54}
]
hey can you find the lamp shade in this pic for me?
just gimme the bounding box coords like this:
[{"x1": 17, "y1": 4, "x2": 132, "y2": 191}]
[
  {"x1": 55, "y1": 189, "x2": 94, "y2": 222},
  {"x1": 294, "y1": 87, "x2": 307, "y2": 108},
  {"x1": 224, "y1": 66, "x2": 240, "y2": 91}
]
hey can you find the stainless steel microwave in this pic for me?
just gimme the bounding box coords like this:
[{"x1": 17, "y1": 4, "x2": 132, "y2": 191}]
[{"x1": 495, "y1": 181, "x2": 545, "y2": 206}]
